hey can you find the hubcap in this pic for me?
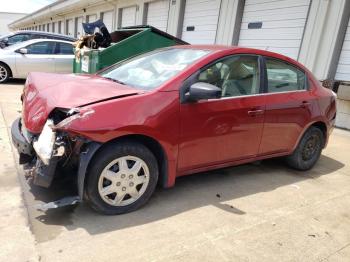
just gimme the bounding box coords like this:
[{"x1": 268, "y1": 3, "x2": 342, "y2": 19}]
[
  {"x1": 98, "y1": 156, "x2": 150, "y2": 207},
  {"x1": 302, "y1": 134, "x2": 320, "y2": 161},
  {"x1": 0, "y1": 66, "x2": 7, "y2": 82}
]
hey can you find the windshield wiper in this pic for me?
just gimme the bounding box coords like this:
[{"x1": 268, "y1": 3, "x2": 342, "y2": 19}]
[{"x1": 103, "y1": 77, "x2": 126, "y2": 85}]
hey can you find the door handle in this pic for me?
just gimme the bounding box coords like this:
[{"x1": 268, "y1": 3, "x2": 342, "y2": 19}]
[
  {"x1": 247, "y1": 109, "x2": 264, "y2": 116},
  {"x1": 300, "y1": 101, "x2": 311, "y2": 108}
]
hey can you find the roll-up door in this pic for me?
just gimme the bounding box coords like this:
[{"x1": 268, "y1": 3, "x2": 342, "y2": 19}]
[
  {"x1": 87, "y1": 14, "x2": 97, "y2": 23},
  {"x1": 102, "y1": 11, "x2": 113, "y2": 32},
  {"x1": 181, "y1": 0, "x2": 221, "y2": 44},
  {"x1": 335, "y1": 19, "x2": 350, "y2": 81},
  {"x1": 75, "y1": 16, "x2": 84, "y2": 38},
  {"x1": 146, "y1": 0, "x2": 170, "y2": 32},
  {"x1": 66, "y1": 19, "x2": 74, "y2": 36},
  {"x1": 238, "y1": 0, "x2": 311, "y2": 60},
  {"x1": 121, "y1": 6, "x2": 137, "y2": 27}
]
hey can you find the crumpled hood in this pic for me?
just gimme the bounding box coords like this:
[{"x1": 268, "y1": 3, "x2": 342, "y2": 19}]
[{"x1": 22, "y1": 72, "x2": 141, "y2": 133}]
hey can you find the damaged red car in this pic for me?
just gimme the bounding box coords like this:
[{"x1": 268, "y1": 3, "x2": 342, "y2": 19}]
[{"x1": 11, "y1": 46, "x2": 337, "y2": 215}]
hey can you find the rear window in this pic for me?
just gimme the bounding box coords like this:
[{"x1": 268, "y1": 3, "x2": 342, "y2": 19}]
[{"x1": 266, "y1": 58, "x2": 307, "y2": 93}]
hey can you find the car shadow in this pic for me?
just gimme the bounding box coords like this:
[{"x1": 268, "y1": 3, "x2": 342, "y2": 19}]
[
  {"x1": 32, "y1": 154, "x2": 344, "y2": 236},
  {"x1": 3, "y1": 78, "x2": 26, "y2": 85}
]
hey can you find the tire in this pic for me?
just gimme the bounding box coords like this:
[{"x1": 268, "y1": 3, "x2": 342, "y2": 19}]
[
  {"x1": 0, "y1": 63, "x2": 10, "y2": 83},
  {"x1": 286, "y1": 126, "x2": 324, "y2": 171},
  {"x1": 85, "y1": 141, "x2": 159, "y2": 215}
]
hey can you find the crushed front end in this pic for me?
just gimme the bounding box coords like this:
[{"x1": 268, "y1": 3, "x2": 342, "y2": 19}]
[{"x1": 11, "y1": 107, "x2": 94, "y2": 189}]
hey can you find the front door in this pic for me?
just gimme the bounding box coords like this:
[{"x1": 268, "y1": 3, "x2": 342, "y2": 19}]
[
  {"x1": 15, "y1": 41, "x2": 56, "y2": 78},
  {"x1": 178, "y1": 55, "x2": 266, "y2": 172}
]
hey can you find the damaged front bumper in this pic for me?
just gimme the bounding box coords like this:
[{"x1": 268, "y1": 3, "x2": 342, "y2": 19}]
[
  {"x1": 11, "y1": 117, "x2": 101, "y2": 210},
  {"x1": 11, "y1": 117, "x2": 61, "y2": 187}
]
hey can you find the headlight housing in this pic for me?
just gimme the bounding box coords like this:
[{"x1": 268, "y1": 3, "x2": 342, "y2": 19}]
[{"x1": 52, "y1": 107, "x2": 95, "y2": 129}]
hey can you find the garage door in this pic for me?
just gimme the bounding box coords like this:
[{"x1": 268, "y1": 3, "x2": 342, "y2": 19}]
[
  {"x1": 121, "y1": 6, "x2": 137, "y2": 27},
  {"x1": 76, "y1": 17, "x2": 84, "y2": 38},
  {"x1": 102, "y1": 11, "x2": 113, "y2": 32},
  {"x1": 238, "y1": 0, "x2": 311, "y2": 60},
  {"x1": 66, "y1": 19, "x2": 74, "y2": 36},
  {"x1": 181, "y1": 0, "x2": 221, "y2": 44},
  {"x1": 335, "y1": 19, "x2": 350, "y2": 81},
  {"x1": 87, "y1": 14, "x2": 97, "y2": 23},
  {"x1": 146, "y1": 0, "x2": 170, "y2": 32}
]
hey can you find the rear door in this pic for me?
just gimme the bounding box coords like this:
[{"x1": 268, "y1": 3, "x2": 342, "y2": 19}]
[
  {"x1": 178, "y1": 55, "x2": 266, "y2": 172},
  {"x1": 15, "y1": 41, "x2": 56, "y2": 78},
  {"x1": 259, "y1": 57, "x2": 314, "y2": 155},
  {"x1": 54, "y1": 42, "x2": 74, "y2": 73}
]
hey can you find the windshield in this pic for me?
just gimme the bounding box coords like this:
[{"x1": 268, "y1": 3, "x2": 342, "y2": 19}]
[
  {"x1": 99, "y1": 48, "x2": 211, "y2": 90},
  {"x1": 2, "y1": 41, "x2": 26, "y2": 50}
]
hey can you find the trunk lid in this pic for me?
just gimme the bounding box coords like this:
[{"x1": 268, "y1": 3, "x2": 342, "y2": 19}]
[{"x1": 22, "y1": 72, "x2": 140, "y2": 133}]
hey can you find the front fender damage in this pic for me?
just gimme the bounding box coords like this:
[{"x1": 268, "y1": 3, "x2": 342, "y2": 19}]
[{"x1": 28, "y1": 108, "x2": 102, "y2": 211}]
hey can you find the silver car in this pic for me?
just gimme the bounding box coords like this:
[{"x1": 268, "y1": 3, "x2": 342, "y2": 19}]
[{"x1": 0, "y1": 39, "x2": 74, "y2": 83}]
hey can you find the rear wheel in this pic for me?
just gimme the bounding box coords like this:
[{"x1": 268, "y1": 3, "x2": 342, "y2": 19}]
[
  {"x1": 0, "y1": 63, "x2": 10, "y2": 83},
  {"x1": 286, "y1": 126, "x2": 324, "y2": 170},
  {"x1": 85, "y1": 141, "x2": 158, "y2": 215}
]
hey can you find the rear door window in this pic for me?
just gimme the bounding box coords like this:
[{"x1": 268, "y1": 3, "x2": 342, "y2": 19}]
[
  {"x1": 265, "y1": 58, "x2": 306, "y2": 93},
  {"x1": 55, "y1": 42, "x2": 73, "y2": 54}
]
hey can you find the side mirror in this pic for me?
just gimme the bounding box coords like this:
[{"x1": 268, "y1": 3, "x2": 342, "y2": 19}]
[
  {"x1": 186, "y1": 82, "x2": 221, "y2": 102},
  {"x1": 0, "y1": 38, "x2": 8, "y2": 48},
  {"x1": 16, "y1": 48, "x2": 28, "y2": 54}
]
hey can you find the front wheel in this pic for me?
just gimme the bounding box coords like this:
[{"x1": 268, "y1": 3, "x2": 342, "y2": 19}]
[
  {"x1": 85, "y1": 141, "x2": 159, "y2": 215},
  {"x1": 286, "y1": 126, "x2": 324, "y2": 171}
]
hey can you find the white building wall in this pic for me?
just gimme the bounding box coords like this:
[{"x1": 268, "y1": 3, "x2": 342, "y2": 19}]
[{"x1": 0, "y1": 12, "x2": 26, "y2": 35}]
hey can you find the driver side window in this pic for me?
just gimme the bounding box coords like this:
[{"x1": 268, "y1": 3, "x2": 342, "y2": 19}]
[
  {"x1": 196, "y1": 55, "x2": 260, "y2": 98},
  {"x1": 26, "y1": 42, "x2": 55, "y2": 54}
]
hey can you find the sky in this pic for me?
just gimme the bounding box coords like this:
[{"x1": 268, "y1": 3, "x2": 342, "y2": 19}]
[{"x1": 1, "y1": 0, "x2": 55, "y2": 14}]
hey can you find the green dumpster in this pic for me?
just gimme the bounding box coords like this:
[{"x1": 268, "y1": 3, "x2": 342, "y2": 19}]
[{"x1": 73, "y1": 25, "x2": 188, "y2": 74}]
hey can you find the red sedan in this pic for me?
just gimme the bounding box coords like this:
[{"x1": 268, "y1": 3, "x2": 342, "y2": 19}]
[{"x1": 12, "y1": 45, "x2": 337, "y2": 214}]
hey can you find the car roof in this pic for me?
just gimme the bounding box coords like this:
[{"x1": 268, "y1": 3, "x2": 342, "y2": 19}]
[
  {"x1": 12, "y1": 30, "x2": 76, "y2": 40},
  {"x1": 4, "y1": 38, "x2": 73, "y2": 51},
  {"x1": 21, "y1": 38, "x2": 73, "y2": 45}
]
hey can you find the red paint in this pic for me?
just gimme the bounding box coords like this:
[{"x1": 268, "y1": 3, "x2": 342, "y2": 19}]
[{"x1": 21, "y1": 45, "x2": 336, "y2": 188}]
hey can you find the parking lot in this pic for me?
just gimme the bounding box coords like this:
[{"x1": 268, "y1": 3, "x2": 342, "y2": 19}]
[{"x1": 1, "y1": 80, "x2": 350, "y2": 262}]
